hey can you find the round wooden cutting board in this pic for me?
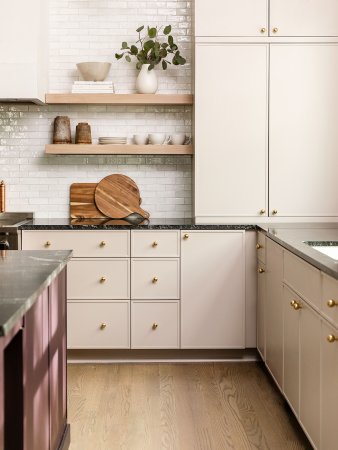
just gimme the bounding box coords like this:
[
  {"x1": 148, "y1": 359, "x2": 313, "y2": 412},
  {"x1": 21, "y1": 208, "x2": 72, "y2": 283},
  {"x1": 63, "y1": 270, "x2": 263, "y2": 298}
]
[{"x1": 94, "y1": 174, "x2": 149, "y2": 219}]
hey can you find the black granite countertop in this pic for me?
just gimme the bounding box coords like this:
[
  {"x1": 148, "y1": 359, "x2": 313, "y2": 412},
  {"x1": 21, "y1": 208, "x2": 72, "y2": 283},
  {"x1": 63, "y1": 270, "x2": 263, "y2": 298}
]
[
  {"x1": 260, "y1": 223, "x2": 338, "y2": 280},
  {"x1": 0, "y1": 250, "x2": 72, "y2": 336},
  {"x1": 20, "y1": 218, "x2": 256, "y2": 231}
]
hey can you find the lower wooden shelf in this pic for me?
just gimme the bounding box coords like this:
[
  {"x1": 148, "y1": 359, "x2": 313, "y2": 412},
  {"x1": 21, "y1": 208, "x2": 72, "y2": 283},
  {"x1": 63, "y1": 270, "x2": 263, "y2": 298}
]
[{"x1": 45, "y1": 144, "x2": 194, "y2": 155}]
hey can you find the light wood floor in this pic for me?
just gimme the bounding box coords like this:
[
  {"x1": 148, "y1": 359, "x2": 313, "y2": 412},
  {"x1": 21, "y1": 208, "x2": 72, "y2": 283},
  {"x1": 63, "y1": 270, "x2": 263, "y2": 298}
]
[{"x1": 68, "y1": 362, "x2": 312, "y2": 450}]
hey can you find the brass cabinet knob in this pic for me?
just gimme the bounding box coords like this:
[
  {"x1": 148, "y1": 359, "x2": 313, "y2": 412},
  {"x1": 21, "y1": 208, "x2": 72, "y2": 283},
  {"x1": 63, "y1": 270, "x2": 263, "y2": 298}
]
[
  {"x1": 152, "y1": 241, "x2": 158, "y2": 247},
  {"x1": 152, "y1": 323, "x2": 158, "y2": 330},
  {"x1": 100, "y1": 276, "x2": 107, "y2": 283},
  {"x1": 100, "y1": 241, "x2": 106, "y2": 247},
  {"x1": 45, "y1": 241, "x2": 51, "y2": 247},
  {"x1": 291, "y1": 300, "x2": 302, "y2": 310},
  {"x1": 272, "y1": 209, "x2": 278, "y2": 215},
  {"x1": 260, "y1": 27, "x2": 266, "y2": 33},
  {"x1": 100, "y1": 323, "x2": 107, "y2": 330},
  {"x1": 256, "y1": 243, "x2": 262, "y2": 250},
  {"x1": 259, "y1": 209, "x2": 266, "y2": 215},
  {"x1": 327, "y1": 299, "x2": 338, "y2": 308},
  {"x1": 152, "y1": 276, "x2": 158, "y2": 283},
  {"x1": 258, "y1": 268, "x2": 265, "y2": 274},
  {"x1": 327, "y1": 334, "x2": 338, "y2": 343},
  {"x1": 183, "y1": 233, "x2": 189, "y2": 240},
  {"x1": 272, "y1": 27, "x2": 278, "y2": 33}
]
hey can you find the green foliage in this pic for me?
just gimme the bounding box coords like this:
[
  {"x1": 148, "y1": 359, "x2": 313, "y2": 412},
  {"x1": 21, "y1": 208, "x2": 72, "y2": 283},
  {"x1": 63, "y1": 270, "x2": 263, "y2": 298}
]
[{"x1": 114, "y1": 25, "x2": 186, "y2": 71}]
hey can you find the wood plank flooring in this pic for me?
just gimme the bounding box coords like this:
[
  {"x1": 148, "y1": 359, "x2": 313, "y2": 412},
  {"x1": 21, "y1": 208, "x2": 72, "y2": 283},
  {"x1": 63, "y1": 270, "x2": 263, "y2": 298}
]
[{"x1": 68, "y1": 362, "x2": 312, "y2": 450}]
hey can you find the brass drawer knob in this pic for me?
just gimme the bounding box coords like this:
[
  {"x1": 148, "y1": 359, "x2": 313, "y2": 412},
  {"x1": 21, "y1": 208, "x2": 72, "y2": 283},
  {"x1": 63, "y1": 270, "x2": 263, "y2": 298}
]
[
  {"x1": 327, "y1": 334, "x2": 338, "y2": 343},
  {"x1": 256, "y1": 243, "x2": 262, "y2": 250},
  {"x1": 45, "y1": 241, "x2": 51, "y2": 247},
  {"x1": 272, "y1": 209, "x2": 278, "y2": 215},
  {"x1": 152, "y1": 276, "x2": 158, "y2": 283},
  {"x1": 327, "y1": 299, "x2": 338, "y2": 308},
  {"x1": 258, "y1": 268, "x2": 265, "y2": 274},
  {"x1": 100, "y1": 241, "x2": 106, "y2": 247},
  {"x1": 260, "y1": 27, "x2": 266, "y2": 33},
  {"x1": 100, "y1": 323, "x2": 107, "y2": 330},
  {"x1": 291, "y1": 300, "x2": 302, "y2": 310},
  {"x1": 183, "y1": 233, "x2": 189, "y2": 240},
  {"x1": 152, "y1": 241, "x2": 158, "y2": 247},
  {"x1": 100, "y1": 276, "x2": 107, "y2": 283},
  {"x1": 152, "y1": 323, "x2": 158, "y2": 330},
  {"x1": 259, "y1": 209, "x2": 266, "y2": 215},
  {"x1": 272, "y1": 27, "x2": 278, "y2": 33}
]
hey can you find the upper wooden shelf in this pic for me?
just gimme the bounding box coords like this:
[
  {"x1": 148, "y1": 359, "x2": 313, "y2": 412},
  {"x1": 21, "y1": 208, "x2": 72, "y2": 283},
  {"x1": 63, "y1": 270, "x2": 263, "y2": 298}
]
[
  {"x1": 45, "y1": 93, "x2": 193, "y2": 105},
  {"x1": 45, "y1": 144, "x2": 194, "y2": 156}
]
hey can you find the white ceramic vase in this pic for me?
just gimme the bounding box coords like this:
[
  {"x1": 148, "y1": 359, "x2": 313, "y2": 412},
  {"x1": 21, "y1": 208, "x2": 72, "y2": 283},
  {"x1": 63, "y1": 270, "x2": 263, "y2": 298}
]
[{"x1": 136, "y1": 64, "x2": 158, "y2": 94}]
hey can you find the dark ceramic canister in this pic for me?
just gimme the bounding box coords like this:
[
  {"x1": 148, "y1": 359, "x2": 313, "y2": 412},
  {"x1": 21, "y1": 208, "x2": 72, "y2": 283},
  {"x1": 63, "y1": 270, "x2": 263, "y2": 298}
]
[
  {"x1": 53, "y1": 116, "x2": 72, "y2": 144},
  {"x1": 75, "y1": 122, "x2": 92, "y2": 144}
]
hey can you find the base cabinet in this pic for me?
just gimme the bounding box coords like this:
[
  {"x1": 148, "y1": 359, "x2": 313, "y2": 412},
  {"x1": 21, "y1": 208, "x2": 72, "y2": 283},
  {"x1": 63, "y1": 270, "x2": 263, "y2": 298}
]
[{"x1": 181, "y1": 231, "x2": 245, "y2": 349}]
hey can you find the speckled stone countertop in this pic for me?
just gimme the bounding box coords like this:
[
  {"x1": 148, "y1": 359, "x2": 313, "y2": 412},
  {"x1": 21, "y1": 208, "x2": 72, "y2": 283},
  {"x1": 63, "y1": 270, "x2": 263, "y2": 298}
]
[
  {"x1": 260, "y1": 223, "x2": 338, "y2": 280},
  {"x1": 0, "y1": 250, "x2": 72, "y2": 336},
  {"x1": 20, "y1": 218, "x2": 256, "y2": 231}
]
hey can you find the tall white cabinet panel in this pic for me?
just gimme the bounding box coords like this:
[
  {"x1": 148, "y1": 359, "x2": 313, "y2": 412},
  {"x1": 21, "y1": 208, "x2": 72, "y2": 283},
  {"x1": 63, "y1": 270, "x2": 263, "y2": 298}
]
[
  {"x1": 269, "y1": 44, "x2": 338, "y2": 217},
  {"x1": 195, "y1": 44, "x2": 268, "y2": 220},
  {"x1": 270, "y1": 0, "x2": 338, "y2": 37},
  {"x1": 181, "y1": 231, "x2": 245, "y2": 349},
  {"x1": 195, "y1": 0, "x2": 268, "y2": 37}
]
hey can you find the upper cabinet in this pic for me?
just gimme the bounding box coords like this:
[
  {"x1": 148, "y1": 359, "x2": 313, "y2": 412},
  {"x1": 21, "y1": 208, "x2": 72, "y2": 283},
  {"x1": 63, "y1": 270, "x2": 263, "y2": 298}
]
[
  {"x1": 195, "y1": 0, "x2": 269, "y2": 37},
  {"x1": 196, "y1": 0, "x2": 338, "y2": 37},
  {"x1": 0, "y1": 0, "x2": 48, "y2": 103},
  {"x1": 270, "y1": 0, "x2": 338, "y2": 37}
]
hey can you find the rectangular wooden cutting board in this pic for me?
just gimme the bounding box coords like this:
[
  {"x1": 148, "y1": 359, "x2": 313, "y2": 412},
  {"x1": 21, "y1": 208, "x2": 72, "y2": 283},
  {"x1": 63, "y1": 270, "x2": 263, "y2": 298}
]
[{"x1": 70, "y1": 183, "x2": 107, "y2": 219}]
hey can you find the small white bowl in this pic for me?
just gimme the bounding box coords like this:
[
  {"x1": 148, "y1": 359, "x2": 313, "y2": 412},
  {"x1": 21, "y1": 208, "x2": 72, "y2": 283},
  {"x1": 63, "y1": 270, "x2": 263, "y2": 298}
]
[
  {"x1": 134, "y1": 134, "x2": 149, "y2": 145},
  {"x1": 149, "y1": 133, "x2": 166, "y2": 145},
  {"x1": 76, "y1": 62, "x2": 111, "y2": 81},
  {"x1": 170, "y1": 133, "x2": 186, "y2": 145}
]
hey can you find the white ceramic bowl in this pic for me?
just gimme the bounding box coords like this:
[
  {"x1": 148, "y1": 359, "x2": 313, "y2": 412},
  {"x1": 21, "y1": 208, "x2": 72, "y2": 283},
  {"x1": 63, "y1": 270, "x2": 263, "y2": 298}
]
[
  {"x1": 76, "y1": 62, "x2": 112, "y2": 81},
  {"x1": 149, "y1": 133, "x2": 166, "y2": 145},
  {"x1": 134, "y1": 134, "x2": 149, "y2": 145},
  {"x1": 170, "y1": 133, "x2": 186, "y2": 145}
]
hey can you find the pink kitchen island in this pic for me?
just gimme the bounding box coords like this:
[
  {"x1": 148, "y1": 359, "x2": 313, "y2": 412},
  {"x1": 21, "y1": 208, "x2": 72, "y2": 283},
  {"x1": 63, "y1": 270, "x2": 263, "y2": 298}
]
[{"x1": 0, "y1": 250, "x2": 72, "y2": 450}]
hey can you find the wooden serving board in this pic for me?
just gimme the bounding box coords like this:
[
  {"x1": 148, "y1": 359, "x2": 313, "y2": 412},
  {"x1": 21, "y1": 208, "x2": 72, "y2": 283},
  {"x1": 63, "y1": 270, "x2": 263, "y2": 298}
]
[
  {"x1": 95, "y1": 174, "x2": 149, "y2": 220},
  {"x1": 70, "y1": 183, "x2": 107, "y2": 219}
]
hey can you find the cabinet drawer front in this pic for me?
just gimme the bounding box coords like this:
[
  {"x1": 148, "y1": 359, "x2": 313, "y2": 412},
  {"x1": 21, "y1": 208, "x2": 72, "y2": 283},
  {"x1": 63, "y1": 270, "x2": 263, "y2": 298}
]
[
  {"x1": 131, "y1": 301, "x2": 179, "y2": 349},
  {"x1": 131, "y1": 230, "x2": 180, "y2": 257},
  {"x1": 67, "y1": 302, "x2": 130, "y2": 349},
  {"x1": 67, "y1": 259, "x2": 130, "y2": 299},
  {"x1": 22, "y1": 230, "x2": 130, "y2": 257},
  {"x1": 256, "y1": 231, "x2": 266, "y2": 263},
  {"x1": 131, "y1": 259, "x2": 180, "y2": 299},
  {"x1": 322, "y1": 273, "x2": 338, "y2": 328},
  {"x1": 284, "y1": 251, "x2": 321, "y2": 309}
]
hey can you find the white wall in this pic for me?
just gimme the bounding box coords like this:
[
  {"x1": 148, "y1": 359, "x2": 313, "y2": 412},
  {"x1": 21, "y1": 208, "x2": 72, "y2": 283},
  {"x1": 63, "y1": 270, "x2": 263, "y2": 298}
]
[{"x1": 0, "y1": 0, "x2": 192, "y2": 218}]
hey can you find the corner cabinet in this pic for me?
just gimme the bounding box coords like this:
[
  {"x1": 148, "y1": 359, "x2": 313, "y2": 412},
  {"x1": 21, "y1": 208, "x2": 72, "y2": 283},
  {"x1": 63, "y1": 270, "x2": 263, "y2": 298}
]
[{"x1": 181, "y1": 230, "x2": 245, "y2": 348}]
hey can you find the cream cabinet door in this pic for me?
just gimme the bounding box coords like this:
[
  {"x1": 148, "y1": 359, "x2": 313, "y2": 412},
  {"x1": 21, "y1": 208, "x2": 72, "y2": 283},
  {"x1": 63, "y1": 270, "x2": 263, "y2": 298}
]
[
  {"x1": 195, "y1": 0, "x2": 268, "y2": 37},
  {"x1": 195, "y1": 44, "x2": 268, "y2": 220},
  {"x1": 181, "y1": 231, "x2": 245, "y2": 349},
  {"x1": 257, "y1": 262, "x2": 266, "y2": 360},
  {"x1": 265, "y1": 238, "x2": 284, "y2": 389},
  {"x1": 269, "y1": 44, "x2": 338, "y2": 217},
  {"x1": 320, "y1": 321, "x2": 338, "y2": 450},
  {"x1": 270, "y1": 0, "x2": 338, "y2": 36}
]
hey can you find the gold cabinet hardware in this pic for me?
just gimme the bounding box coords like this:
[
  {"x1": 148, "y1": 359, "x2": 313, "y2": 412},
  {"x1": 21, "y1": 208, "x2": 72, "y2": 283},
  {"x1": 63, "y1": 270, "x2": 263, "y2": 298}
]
[
  {"x1": 100, "y1": 241, "x2": 106, "y2": 247},
  {"x1": 256, "y1": 243, "x2": 262, "y2": 250},
  {"x1": 152, "y1": 241, "x2": 158, "y2": 247},
  {"x1": 183, "y1": 233, "x2": 189, "y2": 240},
  {"x1": 152, "y1": 323, "x2": 158, "y2": 330},
  {"x1": 327, "y1": 299, "x2": 338, "y2": 308},
  {"x1": 258, "y1": 268, "x2": 265, "y2": 274},
  {"x1": 327, "y1": 334, "x2": 338, "y2": 343},
  {"x1": 260, "y1": 27, "x2": 266, "y2": 33},
  {"x1": 272, "y1": 209, "x2": 278, "y2": 215},
  {"x1": 290, "y1": 300, "x2": 302, "y2": 310},
  {"x1": 100, "y1": 276, "x2": 107, "y2": 283},
  {"x1": 45, "y1": 241, "x2": 51, "y2": 247},
  {"x1": 100, "y1": 323, "x2": 107, "y2": 330},
  {"x1": 259, "y1": 209, "x2": 266, "y2": 215},
  {"x1": 272, "y1": 27, "x2": 278, "y2": 33},
  {"x1": 152, "y1": 276, "x2": 158, "y2": 283}
]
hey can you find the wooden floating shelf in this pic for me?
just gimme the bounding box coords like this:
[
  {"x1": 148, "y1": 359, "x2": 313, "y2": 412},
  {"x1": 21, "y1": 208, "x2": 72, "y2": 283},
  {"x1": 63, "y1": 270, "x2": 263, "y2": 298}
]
[
  {"x1": 45, "y1": 93, "x2": 193, "y2": 105},
  {"x1": 45, "y1": 144, "x2": 194, "y2": 156}
]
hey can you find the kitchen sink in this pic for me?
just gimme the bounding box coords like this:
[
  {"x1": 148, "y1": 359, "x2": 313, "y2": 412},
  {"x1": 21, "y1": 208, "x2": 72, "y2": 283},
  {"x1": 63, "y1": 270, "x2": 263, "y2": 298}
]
[{"x1": 304, "y1": 241, "x2": 338, "y2": 260}]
